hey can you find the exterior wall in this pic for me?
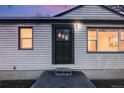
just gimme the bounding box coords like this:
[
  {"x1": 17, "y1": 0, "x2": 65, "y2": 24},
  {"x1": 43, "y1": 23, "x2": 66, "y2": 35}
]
[
  {"x1": 74, "y1": 23, "x2": 124, "y2": 69},
  {"x1": 0, "y1": 23, "x2": 52, "y2": 70},
  {"x1": 0, "y1": 22, "x2": 124, "y2": 80},
  {"x1": 0, "y1": 70, "x2": 43, "y2": 80},
  {"x1": 0, "y1": 23, "x2": 124, "y2": 70},
  {"x1": 57, "y1": 6, "x2": 124, "y2": 20},
  {"x1": 0, "y1": 70, "x2": 124, "y2": 80},
  {"x1": 82, "y1": 69, "x2": 124, "y2": 79},
  {"x1": 51, "y1": 23, "x2": 124, "y2": 70}
]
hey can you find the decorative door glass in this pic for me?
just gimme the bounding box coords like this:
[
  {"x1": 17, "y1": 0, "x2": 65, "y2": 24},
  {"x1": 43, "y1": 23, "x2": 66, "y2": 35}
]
[{"x1": 56, "y1": 28, "x2": 70, "y2": 41}]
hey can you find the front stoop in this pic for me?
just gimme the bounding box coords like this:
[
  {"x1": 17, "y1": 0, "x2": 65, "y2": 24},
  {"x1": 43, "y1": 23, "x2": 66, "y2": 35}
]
[{"x1": 31, "y1": 71, "x2": 96, "y2": 88}]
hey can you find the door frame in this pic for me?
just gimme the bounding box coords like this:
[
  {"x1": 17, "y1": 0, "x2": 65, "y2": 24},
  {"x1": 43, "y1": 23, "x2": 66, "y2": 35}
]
[{"x1": 52, "y1": 24, "x2": 74, "y2": 64}]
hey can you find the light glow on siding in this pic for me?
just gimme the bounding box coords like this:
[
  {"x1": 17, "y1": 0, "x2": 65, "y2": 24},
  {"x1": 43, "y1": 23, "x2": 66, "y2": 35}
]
[{"x1": 74, "y1": 22, "x2": 82, "y2": 30}]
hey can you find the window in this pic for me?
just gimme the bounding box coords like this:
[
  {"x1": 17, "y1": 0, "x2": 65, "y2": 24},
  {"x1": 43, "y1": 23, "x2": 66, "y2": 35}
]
[
  {"x1": 88, "y1": 28, "x2": 124, "y2": 52},
  {"x1": 19, "y1": 27, "x2": 33, "y2": 49},
  {"x1": 88, "y1": 29, "x2": 97, "y2": 52},
  {"x1": 98, "y1": 29, "x2": 118, "y2": 52},
  {"x1": 120, "y1": 30, "x2": 124, "y2": 51},
  {"x1": 56, "y1": 28, "x2": 70, "y2": 41}
]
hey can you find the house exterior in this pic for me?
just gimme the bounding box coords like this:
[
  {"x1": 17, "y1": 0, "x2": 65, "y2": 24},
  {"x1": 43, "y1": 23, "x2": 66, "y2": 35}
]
[{"x1": 0, "y1": 5, "x2": 124, "y2": 80}]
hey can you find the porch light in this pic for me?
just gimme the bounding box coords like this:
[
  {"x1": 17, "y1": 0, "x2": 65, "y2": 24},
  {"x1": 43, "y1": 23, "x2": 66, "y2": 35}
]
[{"x1": 74, "y1": 22, "x2": 82, "y2": 30}]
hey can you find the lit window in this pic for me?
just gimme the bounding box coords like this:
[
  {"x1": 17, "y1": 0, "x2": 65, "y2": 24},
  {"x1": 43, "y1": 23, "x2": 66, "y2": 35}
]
[
  {"x1": 88, "y1": 28, "x2": 124, "y2": 52},
  {"x1": 120, "y1": 30, "x2": 124, "y2": 51},
  {"x1": 19, "y1": 27, "x2": 33, "y2": 49},
  {"x1": 98, "y1": 30, "x2": 118, "y2": 52},
  {"x1": 88, "y1": 29, "x2": 97, "y2": 52}
]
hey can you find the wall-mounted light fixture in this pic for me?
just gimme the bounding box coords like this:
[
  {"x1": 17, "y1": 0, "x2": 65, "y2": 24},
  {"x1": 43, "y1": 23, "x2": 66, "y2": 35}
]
[{"x1": 74, "y1": 22, "x2": 82, "y2": 30}]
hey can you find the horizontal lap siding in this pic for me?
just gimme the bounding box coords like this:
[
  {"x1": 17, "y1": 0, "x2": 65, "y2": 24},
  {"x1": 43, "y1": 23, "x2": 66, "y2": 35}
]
[
  {"x1": 0, "y1": 23, "x2": 52, "y2": 70},
  {"x1": 59, "y1": 6, "x2": 124, "y2": 20},
  {"x1": 74, "y1": 23, "x2": 124, "y2": 69},
  {"x1": 0, "y1": 22, "x2": 124, "y2": 70}
]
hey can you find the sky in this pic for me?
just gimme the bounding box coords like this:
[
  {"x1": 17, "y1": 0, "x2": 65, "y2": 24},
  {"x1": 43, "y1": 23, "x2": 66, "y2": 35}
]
[{"x1": 0, "y1": 5, "x2": 76, "y2": 17}]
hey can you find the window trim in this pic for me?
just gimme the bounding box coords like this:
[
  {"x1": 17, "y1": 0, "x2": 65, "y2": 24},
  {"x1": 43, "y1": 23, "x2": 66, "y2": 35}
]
[
  {"x1": 87, "y1": 27, "x2": 124, "y2": 53},
  {"x1": 18, "y1": 27, "x2": 33, "y2": 50}
]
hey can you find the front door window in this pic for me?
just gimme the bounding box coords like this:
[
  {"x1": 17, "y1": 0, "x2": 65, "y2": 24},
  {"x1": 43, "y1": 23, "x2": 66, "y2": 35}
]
[{"x1": 56, "y1": 29, "x2": 70, "y2": 41}]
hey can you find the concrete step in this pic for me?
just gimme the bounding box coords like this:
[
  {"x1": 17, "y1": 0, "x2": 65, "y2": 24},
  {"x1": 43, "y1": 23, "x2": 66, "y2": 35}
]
[{"x1": 55, "y1": 68, "x2": 72, "y2": 76}]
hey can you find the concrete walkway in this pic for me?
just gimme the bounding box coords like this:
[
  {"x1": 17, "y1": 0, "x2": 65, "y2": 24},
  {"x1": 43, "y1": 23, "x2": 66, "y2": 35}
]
[{"x1": 32, "y1": 71, "x2": 96, "y2": 88}]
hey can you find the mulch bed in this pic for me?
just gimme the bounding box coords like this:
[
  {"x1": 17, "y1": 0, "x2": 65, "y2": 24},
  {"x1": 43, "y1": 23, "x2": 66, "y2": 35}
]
[
  {"x1": 91, "y1": 79, "x2": 124, "y2": 88},
  {"x1": 0, "y1": 80, "x2": 36, "y2": 88}
]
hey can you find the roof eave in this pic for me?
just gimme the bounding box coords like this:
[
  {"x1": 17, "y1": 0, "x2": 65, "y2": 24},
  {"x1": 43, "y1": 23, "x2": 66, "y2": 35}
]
[{"x1": 0, "y1": 18, "x2": 124, "y2": 21}]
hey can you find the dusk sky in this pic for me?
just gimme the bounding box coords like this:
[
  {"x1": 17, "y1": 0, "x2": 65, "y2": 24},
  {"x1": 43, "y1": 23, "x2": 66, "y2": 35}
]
[{"x1": 0, "y1": 5, "x2": 76, "y2": 17}]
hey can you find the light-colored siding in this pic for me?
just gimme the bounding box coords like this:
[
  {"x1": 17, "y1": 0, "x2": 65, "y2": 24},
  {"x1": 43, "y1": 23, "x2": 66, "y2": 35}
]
[
  {"x1": 51, "y1": 23, "x2": 124, "y2": 70},
  {"x1": 0, "y1": 23, "x2": 52, "y2": 70},
  {"x1": 57, "y1": 6, "x2": 124, "y2": 20},
  {"x1": 0, "y1": 23, "x2": 124, "y2": 70},
  {"x1": 74, "y1": 23, "x2": 124, "y2": 69}
]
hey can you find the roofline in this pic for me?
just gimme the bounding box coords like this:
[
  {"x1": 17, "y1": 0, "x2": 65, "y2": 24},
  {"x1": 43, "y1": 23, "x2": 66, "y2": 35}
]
[
  {"x1": 0, "y1": 18, "x2": 124, "y2": 21},
  {"x1": 54, "y1": 5, "x2": 124, "y2": 17},
  {"x1": 53, "y1": 5, "x2": 83, "y2": 17},
  {"x1": 101, "y1": 5, "x2": 124, "y2": 17},
  {"x1": 0, "y1": 19, "x2": 124, "y2": 25},
  {"x1": 0, "y1": 17, "x2": 51, "y2": 20}
]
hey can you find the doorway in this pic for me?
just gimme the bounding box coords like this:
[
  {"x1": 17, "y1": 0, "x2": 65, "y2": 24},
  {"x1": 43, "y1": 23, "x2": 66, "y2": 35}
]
[{"x1": 52, "y1": 24, "x2": 74, "y2": 64}]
